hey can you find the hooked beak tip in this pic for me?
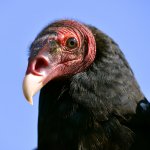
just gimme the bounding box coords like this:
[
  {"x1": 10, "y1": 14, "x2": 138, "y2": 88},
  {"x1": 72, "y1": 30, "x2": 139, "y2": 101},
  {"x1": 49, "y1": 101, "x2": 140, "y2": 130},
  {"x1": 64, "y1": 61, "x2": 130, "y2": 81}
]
[
  {"x1": 22, "y1": 73, "x2": 44, "y2": 105},
  {"x1": 29, "y1": 100, "x2": 33, "y2": 105},
  {"x1": 26, "y1": 97, "x2": 33, "y2": 105}
]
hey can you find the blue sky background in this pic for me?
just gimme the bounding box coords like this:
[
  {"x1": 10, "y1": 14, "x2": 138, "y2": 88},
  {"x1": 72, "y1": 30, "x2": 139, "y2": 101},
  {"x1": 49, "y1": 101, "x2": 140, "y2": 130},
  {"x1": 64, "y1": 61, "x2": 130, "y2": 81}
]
[{"x1": 0, "y1": 0, "x2": 150, "y2": 149}]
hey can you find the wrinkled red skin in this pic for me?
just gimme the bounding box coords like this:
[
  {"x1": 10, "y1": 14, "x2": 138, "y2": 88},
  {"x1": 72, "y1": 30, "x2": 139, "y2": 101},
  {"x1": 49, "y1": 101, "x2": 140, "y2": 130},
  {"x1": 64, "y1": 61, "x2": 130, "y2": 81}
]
[{"x1": 27, "y1": 20, "x2": 96, "y2": 85}]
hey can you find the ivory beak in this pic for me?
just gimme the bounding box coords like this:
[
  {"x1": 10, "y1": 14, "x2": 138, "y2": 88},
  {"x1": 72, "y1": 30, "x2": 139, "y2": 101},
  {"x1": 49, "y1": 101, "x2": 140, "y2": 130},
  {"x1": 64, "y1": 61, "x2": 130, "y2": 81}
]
[{"x1": 22, "y1": 73, "x2": 44, "y2": 105}]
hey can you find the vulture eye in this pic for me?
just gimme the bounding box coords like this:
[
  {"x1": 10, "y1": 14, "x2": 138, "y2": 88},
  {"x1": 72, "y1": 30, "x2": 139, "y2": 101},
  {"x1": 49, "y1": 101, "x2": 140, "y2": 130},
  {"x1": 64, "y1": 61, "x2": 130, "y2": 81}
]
[{"x1": 66, "y1": 37, "x2": 78, "y2": 49}]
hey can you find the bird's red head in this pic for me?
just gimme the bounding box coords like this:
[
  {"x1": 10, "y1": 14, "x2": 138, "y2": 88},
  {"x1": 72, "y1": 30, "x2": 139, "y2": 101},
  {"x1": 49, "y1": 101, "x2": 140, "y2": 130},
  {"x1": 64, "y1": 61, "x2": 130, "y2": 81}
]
[{"x1": 23, "y1": 20, "x2": 96, "y2": 104}]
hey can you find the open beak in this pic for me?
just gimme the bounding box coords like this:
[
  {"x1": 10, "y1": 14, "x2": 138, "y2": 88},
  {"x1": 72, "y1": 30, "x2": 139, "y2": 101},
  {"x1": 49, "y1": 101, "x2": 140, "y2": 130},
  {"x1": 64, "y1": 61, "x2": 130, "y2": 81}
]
[
  {"x1": 22, "y1": 47, "x2": 64, "y2": 105},
  {"x1": 22, "y1": 54, "x2": 50, "y2": 105}
]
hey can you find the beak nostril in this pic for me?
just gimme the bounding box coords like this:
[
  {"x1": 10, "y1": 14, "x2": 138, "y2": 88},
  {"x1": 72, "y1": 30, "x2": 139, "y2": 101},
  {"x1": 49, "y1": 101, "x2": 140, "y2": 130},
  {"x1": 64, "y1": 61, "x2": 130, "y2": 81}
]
[
  {"x1": 34, "y1": 57, "x2": 49, "y2": 75},
  {"x1": 26, "y1": 55, "x2": 50, "y2": 76}
]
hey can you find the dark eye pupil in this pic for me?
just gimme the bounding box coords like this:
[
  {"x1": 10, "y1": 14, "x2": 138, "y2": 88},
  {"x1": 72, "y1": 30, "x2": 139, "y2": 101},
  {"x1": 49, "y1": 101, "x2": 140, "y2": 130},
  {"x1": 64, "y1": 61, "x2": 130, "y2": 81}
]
[
  {"x1": 66, "y1": 37, "x2": 77, "y2": 48},
  {"x1": 70, "y1": 40, "x2": 75, "y2": 45}
]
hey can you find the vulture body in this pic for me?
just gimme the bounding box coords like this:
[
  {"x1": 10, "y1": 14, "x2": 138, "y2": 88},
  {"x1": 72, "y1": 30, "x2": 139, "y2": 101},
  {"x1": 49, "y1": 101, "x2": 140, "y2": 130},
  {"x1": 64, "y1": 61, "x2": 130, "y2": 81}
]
[{"x1": 23, "y1": 20, "x2": 150, "y2": 150}]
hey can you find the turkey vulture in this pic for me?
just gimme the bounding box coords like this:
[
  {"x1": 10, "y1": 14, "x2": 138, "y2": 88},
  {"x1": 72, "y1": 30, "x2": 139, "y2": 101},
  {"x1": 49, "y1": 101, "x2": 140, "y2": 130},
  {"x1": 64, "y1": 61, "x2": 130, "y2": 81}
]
[{"x1": 23, "y1": 20, "x2": 150, "y2": 150}]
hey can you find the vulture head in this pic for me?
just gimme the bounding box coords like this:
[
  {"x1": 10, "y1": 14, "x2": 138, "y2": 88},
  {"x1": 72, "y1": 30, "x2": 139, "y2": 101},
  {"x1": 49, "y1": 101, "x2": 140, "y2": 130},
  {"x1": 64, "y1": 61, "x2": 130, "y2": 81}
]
[{"x1": 23, "y1": 20, "x2": 96, "y2": 104}]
